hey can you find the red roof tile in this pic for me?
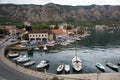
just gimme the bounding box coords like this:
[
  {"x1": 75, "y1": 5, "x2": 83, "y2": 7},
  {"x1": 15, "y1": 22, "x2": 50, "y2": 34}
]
[{"x1": 51, "y1": 29, "x2": 67, "y2": 35}]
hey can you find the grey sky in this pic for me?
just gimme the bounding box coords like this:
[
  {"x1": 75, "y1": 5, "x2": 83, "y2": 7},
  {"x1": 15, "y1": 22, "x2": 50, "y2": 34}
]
[{"x1": 0, "y1": 0, "x2": 120, "y2": 5}]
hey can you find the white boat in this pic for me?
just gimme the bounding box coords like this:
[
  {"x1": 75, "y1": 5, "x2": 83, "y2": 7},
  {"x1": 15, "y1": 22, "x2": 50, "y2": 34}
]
[
  {"x1": 13, "y1": 55, "x2": 22, "y2": 60},
  {"x1": 67, "y1": 39, "x2": 75, "y2": 43},
  {"x1": 60, "y1": 42, "x2": 70, "y2": 46},
  {"x1": 106, "y1": 62, "x2": 118, "y2": 70},
  {"x1": 36, "y1": 60, "x2": 49, "y2": 69},
  {"x1": 23, "y1": 61, "x2": 35, "y2": 66},
  {"x1": 57, "y1": 64, "x2": 64, "y2": 72},
  {"x1": 13, "y1": 55, "x2": 27, "y2": 61},
  {"x1": 64, "y1": 64, "x2": 70, "y2": 72},
  {"x1": 76, "y1": 37, "x2": 81, "y2": 41},
  {"x1": 34, "y1": 47, "x2": 40, "y2": 51},
  {"x1": 17, "y1": 57, "x2": 31, "y2": 63},
  {"x1": 72, "y1": 56, "x2": 82, "y2": 71},
  {"x1": 46, "y1": 43, "x2": 55, "y2": 47},
  {"x1": 8, "y1": 52, "x2": 19, "y2": 58},
  {"x1": 43, "y1": 45, "x2": 48, "y2": 51},
  {"x1": 96, "y1": 63, "x2": 105, "y2": 71}
]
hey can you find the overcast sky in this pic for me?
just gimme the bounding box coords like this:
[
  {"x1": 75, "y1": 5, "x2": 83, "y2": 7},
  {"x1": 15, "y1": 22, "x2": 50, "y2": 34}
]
[{"x1": 0, "y1": 0, "x2": 120, "y2": 6}]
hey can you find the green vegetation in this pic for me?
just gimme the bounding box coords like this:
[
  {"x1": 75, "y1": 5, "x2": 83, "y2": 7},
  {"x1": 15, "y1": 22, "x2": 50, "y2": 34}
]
[
  {"x1": 22, "y1": 34, "x2": 29, "y2": 40},
  {"x1": 32, "y1": 23, "x2": 51, "y2": 30},
  {"x1": 67, "y1": 26, "x2": 72, "y2": 30},
  {"x1": 0, "y1": 20, "x2": 119, "y2": 29},
  {"x1": 16, "y1": 23, "x2": 24, "y2": 29}
]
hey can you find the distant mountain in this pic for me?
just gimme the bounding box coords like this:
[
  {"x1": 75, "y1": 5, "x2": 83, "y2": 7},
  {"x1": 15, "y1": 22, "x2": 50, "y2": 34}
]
[{"x1": 0, "y1": 3, "x2": 120, "y2": 23}]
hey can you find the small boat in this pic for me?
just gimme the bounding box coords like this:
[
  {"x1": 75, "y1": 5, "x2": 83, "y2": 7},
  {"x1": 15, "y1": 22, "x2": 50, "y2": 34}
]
[
  {"x1": 13, "y1": 55, "x2": 23, "y2": 61},
  {"x1": 13, "y1": 55, "x2": 27, "y2": 61},
  {"x1": 67, "y1": 39, "x2": 75, "y2": 43},
  {"x1": 60, "y1": 42, "x2": 70, "y2": 46},
  {"x1": 106, "y1": 62, "x2": 119, "y2": 70},
  {"x1": 34, "y1": 47, "x2": 40, "y2": 51},
  {"x1": 64, "y1": 64, "x2": 70, "y2": 72},
  {"x1": 46, "y1": 43, "x2": 55, "y2": 47},
  {"x1": 17, "y1": 57, "x2": 31, "y2": 63},
  {"x1": 36, "y1": 60, "x2": 49, "y2": 69},
  {"x1": 76, "y1": 37, "x2": 81, "y2": 41},
  {"x1": 8, "y1": 52, "x2": 19, "y2": 58},
  {"x1": 96, "y1": 63, "x2": 105, "y2": 71},
  {"x1": 23, "y1": 61, "x2": 35, "y2": 66},
  {"x1": 57, "y1": 64, "x2": 64, "y2": 72},
  {"x1": 72, "y1": 56, "x2": 82, "y2": 71},
  {"x1": 43, "y1": 45, "x2": 48, "y2": 51}
]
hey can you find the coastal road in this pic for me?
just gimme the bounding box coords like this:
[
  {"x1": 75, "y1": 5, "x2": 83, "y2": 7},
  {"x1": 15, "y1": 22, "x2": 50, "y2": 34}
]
[{"x1": 0, "y1": 41, "x2": 41, "y2": 80}]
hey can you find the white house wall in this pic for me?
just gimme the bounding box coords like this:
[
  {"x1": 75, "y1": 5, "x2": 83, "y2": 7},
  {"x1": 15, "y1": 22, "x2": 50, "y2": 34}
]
[{"x1": 29, "y1": 33, "x2": 48, "y2": 41}]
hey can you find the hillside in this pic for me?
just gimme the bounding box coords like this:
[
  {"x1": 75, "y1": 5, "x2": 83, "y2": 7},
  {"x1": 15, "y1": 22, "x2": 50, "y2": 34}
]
[{"x1": 0, "y1": 3, "x2": 120, "y2": 24}]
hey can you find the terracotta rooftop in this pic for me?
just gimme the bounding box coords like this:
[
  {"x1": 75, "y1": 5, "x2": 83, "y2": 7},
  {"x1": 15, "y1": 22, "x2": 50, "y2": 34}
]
[
  {"x1": 51, "y1": 29, "x2": 67, "y2": 35},
  {"x1": 67, "y1": 29, "x2": 76, "y2": 33}
]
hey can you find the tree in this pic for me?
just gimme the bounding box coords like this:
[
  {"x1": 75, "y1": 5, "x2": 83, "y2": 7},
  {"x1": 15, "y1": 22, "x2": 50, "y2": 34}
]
[
  {"x1": 32, "y1": 23, "x2": 50, "y2": 30},
  {"x1": 22, "y1": 34, "x2": 29, "y2": 40},
  {"x1": 67, "y1": 26, "x2": 72, "y2": 30},
  {"x1": 54, "y1": 24, "x2": 59, "y2": 29}
]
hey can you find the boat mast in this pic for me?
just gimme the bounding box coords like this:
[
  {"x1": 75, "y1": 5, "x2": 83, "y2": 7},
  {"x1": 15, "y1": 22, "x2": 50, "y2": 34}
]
[{"x1": 75, "y1": 26, "x2": 78, "y2": 58}]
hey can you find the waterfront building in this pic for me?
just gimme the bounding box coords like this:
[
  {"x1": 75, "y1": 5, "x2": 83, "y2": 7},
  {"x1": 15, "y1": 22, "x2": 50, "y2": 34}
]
[
  {"x1": 95, "y1": 25, "x2": 108, "y2": 30},
  {"x1": 51, "y1": 29, "x2": 67, "y2": 40},
  {"x1": 29, "y1": 30, "x2": 50, "y2": 42}
]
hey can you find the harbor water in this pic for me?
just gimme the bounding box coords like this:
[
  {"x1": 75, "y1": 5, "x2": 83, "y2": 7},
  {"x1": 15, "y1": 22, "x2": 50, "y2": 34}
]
[{"x1": 8, "y1": 28, "x2": 120, "y2": 74}]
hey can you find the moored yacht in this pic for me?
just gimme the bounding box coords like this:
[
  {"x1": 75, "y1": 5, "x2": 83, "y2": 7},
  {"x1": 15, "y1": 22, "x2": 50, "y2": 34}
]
[
  {"x1": 106, "y1": 62, "x2": 119, "y2": 71},
  {"x1": 8, "y1": 52, "x2": 19, "y2": 58},
  {"x1": 64, "y1": 64, "x2": 70, "y2": 72},
  {"x1": 43, "y1": 45, "x2": 48, "y2": 51},
  {"x1": 13, "y1": 55, "x2": 27, "y2": 61},
  {"x1": 36, "y1": 60, "x2": 49, "y2": 69},
  {"x1": 23, "y1": 61, "x2": 35, "y2": 67},
  {"x1": 17, "y1": 57, "x2": 31, "y2": 63},
  {"x1": 96, "y1": 63, "x2": 105, "y2": 71},
  {"x1": 34, "y1": 47, "x2": 40, "y2": 51},
  {"x1": 57, "y1": 64, "x2": 64, "y2": 72},
  {"x1": 72, "y1": 56, "x2": 82, "y2": 71}
]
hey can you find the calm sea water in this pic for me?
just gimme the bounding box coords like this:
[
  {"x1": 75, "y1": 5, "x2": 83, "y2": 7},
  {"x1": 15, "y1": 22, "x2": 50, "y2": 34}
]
[{"x1": 8, "y1": 28, "x2": 120, "y2": 74}]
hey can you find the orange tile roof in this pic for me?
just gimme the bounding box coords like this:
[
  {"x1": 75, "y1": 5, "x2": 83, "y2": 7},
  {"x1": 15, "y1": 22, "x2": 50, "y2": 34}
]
[
  {"x1": 51, "y1": 29, "x2": 67, "y2": 35},
  {"x1": 67, "y1": 29, "x2": 76, "y2": 33}
]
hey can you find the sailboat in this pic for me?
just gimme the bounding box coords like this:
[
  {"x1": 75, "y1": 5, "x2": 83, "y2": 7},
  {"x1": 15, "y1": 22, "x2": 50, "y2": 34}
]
[
  {"x1": 36, "y1": 49, "x2": 49, "y2": 70},
  {"x1": 72, "y1": 37, "x2": 82, "y2": 71},
  {"x1": 72, "y1": 56, "x2": 82, "y2": 71}
]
